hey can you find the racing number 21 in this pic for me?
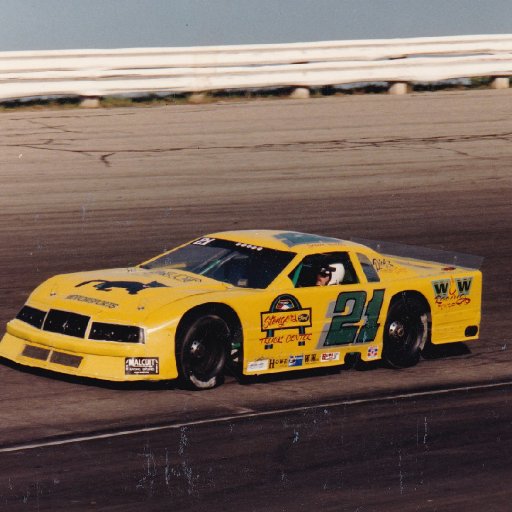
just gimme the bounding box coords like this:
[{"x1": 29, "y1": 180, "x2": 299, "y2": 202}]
[{"x1": 324, "y1": 290, "x2": 385, "y2": 346}]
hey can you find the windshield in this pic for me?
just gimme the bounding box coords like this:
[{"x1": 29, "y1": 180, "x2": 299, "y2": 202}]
[{"x1": 141, "y1": 237, "x2": 295, "y2": 289}]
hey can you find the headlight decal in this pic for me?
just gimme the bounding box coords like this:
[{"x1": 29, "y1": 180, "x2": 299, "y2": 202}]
[
  {"x1": 89, "y1": 322, "x2": 144, "y2": 344},
  {"x1": 16, "y1": 305, "x2": 47, "y2": 329}
]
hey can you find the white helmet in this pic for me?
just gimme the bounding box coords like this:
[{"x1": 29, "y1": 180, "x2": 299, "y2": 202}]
[{"x1": 328, "y1": 263, "x2": 345, "y2": 285}]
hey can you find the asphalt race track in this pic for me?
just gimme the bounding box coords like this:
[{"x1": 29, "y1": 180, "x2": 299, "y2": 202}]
[{"x1": 0, "y1": 89, "x2": 511, "y2": 511}]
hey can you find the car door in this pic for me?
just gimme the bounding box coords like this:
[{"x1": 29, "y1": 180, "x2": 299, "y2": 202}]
[{"x1": 274, "y1": 251, "x2": 386, "y2": 363}]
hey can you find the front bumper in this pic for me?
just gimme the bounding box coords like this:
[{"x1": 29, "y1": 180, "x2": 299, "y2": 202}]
[{"x1": 0, "y1": 321, "x2": 178, "y2": 382}]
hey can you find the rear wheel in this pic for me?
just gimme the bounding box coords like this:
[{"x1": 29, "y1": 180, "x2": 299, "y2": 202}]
[
  {"x1": 176, "y1": 314, "x2": 228, "y2": 390},
  {"x1": 382, "y1": 298, "x2": 428, "y2": 368}
]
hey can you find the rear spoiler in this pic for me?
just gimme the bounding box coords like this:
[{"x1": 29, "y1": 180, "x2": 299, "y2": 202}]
[{"x1": 350, "y1": 238, "x2": 484, "y2": 270}]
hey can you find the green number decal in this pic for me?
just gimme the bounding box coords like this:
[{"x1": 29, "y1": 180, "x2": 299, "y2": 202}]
[
  {"x1": 357, "y1": 289, "x2": 385, "y2": 343},
  {"x1": 324, "y1": 291, "x2": 366, "y2": 345},
  {"x1": 324, "y1": 289, "x2": 385, "y2": 346}
]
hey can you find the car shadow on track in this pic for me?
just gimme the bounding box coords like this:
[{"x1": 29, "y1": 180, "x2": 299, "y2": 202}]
[
  {"x1": 0, "y1": 356, "x2": 178, "y2": 390},
  {"x1": 0, "y1": 342, "x2": 470, "y2": 390}
]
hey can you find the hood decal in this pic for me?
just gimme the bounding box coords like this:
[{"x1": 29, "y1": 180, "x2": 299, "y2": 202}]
[
  {"x1": 76, "y1": 279, "x2": 169, "y2": 295},
  {"x1": 66, "y1": 294, "x2": 119, "y2": 309}
]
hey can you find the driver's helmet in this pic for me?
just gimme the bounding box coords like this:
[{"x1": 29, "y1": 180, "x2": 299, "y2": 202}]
[
  {"x1": 317, "y1": 265, "x2": 332, "y2": 280},
  {"x1": 327, "y1": 263, "x2": 345, "y2": 285}
]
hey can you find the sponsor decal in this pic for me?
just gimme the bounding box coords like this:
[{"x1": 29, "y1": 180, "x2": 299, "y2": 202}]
[
  {"x1": 192, "y1": 237, "x2": 215, "y2": 246},
  {"x1": 235, "y1": 242, "x2": 263, "y2": 251},
  {"x1": 372, "y1": 258, "x2": 395, "y2": 271},
  {"x1": 260, "y1": 333, "x2": 312, "y2": 345},
  {"x1": 247, "y1": 359, "x2": 270, "y2": 373},
  {"x1": 288, "y1": 355, "x2": 304, "y2": 367},
  {"x1": 320, "y1": 351, "x2": 341, "y2": 363},
  {"x1": 268, "y1": 356, "x2": 306, "y2": 369},
  {"x1": 76, "y1": 279, "x2": 168, "y2": 295},
  {"x1": 268, "y1": 357, "x2": 289, "y2": 370},
  {"x1": 304, "y1": 353, "x2": 320, "y2": 364},
  {"x1": 367, "y1": 346, "x2": 379, "y2": 359},
  {"x1": 150, "y1": 270, "x2": 201, "y2": 283},
  {"x1": 66, "y1": 294, "x2": 118, "y2": 309},
  {"x1": 261, "y1": 294, "x2": 312, "y2": 340},
  {"x1": 432, "y1": 277, "x2": 472, "y2": 309},
  {"x1": 261, "y1": 311, "x2": 311, "y2": 331},
  {"x1": 275, "y1": 298, "x2": 294, "y2": 311},
  {"x1": 125, "y1": 357, "x2": 159, "y2": 375}
]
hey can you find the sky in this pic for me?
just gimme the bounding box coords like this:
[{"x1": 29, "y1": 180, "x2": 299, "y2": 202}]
[{"x1": 1, "y1": 0, "x2": 511, "y2": 51}]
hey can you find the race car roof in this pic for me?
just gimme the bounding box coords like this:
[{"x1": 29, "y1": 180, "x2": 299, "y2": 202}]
[{"x1": 207, "y1": 230, "x2": 366, "y2": 253}]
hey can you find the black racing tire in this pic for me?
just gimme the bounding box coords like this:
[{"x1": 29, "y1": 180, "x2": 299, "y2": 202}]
[
  {"x1": 176, "y1": 314, "x2": 229, "y2": 390},
  {"x1": 225, "y1": 324, "x2": 244, "y2": 378},
  {"x1": 382, "y1": 297, "x2": 428, "y2": 369}
]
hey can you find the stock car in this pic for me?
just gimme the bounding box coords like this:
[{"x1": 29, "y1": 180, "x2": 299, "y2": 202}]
[{"x1": 0, "y1": 230, "x2": 482, "y2": 390}]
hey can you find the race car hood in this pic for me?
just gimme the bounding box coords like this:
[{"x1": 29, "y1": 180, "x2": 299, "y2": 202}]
[{"x1": 26, "y1": 267, "x2": 230, "y2": 323}]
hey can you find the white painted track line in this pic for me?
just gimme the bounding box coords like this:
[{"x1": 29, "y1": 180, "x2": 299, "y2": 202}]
[{"x1": 1, "y1": 379, "x2": 511, "y2": 453}]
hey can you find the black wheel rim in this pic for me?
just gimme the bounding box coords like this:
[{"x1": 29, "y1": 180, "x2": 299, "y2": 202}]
[
  {"x1": 183, "y1": 320, "x2": 226, "y2": 381},
  {"x1": 385, "y1": 305, "x2": 421, "y2": 362}
]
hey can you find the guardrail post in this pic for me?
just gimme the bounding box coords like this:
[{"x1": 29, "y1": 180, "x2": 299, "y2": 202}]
[
  {"x1": 188, "y1": 92, "x2": 208, "y2": 104},
  {"x1": 388, "y1": 82, "x2": 408, "y2": 95},
  {"x1": 289, "y1": 87, "x2": 310, "y2": 99},
  {"x1": 80, "y1": 96, "x2": 101, "y2": 108},
  {"x1": 490, "y1": 77, "x2": 509, "y2": 89}
]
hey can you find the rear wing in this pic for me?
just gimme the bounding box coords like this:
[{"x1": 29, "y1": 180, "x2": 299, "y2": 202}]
[{"x1": 350, "y1": 238, "x2": 484, "y2": 270}]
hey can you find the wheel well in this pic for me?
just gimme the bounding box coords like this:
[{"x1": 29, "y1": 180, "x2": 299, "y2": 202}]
[
  {"x1": 389, "y1": 290, "x2": 430, "y2": 316},
  {"x1": 389, "y1": 290, "x2": 432, "y2": 343},
  {"x1": 176, "y1": 303, "x2": 243, "y2": 346}
]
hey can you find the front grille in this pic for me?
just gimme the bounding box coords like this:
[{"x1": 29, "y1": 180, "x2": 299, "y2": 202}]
[
  {"x1": 43, "y1": 309, "x2": 89, "y2": 338},
  {"x1": 22, "y1": 345, "x2": 50, "y2": 361},
  {"x1": 89, "y1": 322, "x2": 143, "y2": 343},
  {"x1": 16, "y1": 304, "x2": 143, "y2": 344},
  {"x1": 16, "y1": 306, "x2": 46, "y2": 329},
  {"x1": 50, "y1": 351, "x2": 83, "y2": 368}
]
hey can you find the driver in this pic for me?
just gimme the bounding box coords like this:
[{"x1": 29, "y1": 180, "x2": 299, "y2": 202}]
[
  {"x1": 315, "y1": 265, "x2": 333, "y2": 286},
  {"x1": 316, "y1": 262, "x2": 345, "y2": 286}
]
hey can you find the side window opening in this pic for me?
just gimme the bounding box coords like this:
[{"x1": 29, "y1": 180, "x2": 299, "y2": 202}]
[
  {"x1": 357, "y1": 253, "x2": 380, "y2": 283},
  {"x1": 289, "y1": 252, "x2": 359, "y2": 288}
]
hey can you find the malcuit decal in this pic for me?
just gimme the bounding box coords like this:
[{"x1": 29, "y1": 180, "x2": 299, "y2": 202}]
[
  {"x1": 246, "y1": 360, "x2": 270, "y2": 373},
  {"x1": 323, "y1": 289, "x2": 385, "y2": 347},
  {"x1": 432, "y1": 277, "x2": 472, "y2": 309},
  {"x1": 125, "y1": 357, "x2": 159, "y2": 375},
  {"x1": 261, "y1": 294, "x2": 312, "y2": 341},
  {"x1": 320, "y1": 351, "x2": 341, "y2": 363},
  {"x1": 66, "y1": 294, "x2": 118, "y2": 309},
  {"x1": 367, "y1": 346, "x2": 379, "y2": 359},
  {"x1": 76, "y1": 279, "x2": 168, "y2": 295}
]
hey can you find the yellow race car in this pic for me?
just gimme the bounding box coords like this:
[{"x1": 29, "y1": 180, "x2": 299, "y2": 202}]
[{"x1": 0, "y1": 230, "x2": 482, "y2": 390}]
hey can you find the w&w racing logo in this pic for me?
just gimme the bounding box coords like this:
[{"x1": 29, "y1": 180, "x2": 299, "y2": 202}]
[{"x1": 432, "y1": 277, "x2": 473, "y2": 308}]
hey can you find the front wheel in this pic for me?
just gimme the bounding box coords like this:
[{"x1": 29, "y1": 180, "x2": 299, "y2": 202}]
[
  {"x1": 382, "y1": 298, "x2": 428, "y2": 369},
  {"x1": 176, "y1": 314, "x2": 229, "y2": 390}
]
